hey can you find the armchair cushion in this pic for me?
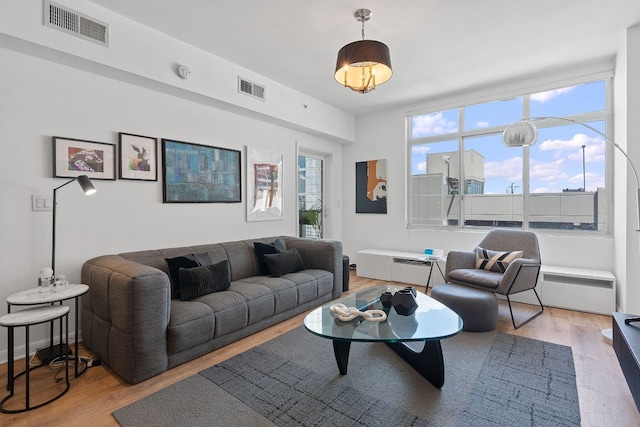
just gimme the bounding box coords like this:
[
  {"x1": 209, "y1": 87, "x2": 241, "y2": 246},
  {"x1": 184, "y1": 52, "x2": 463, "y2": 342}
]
[
  {"x1": 446, "y1": 268, "x2": 503, "y2": 290},
  {"x1": 475, "y1": 247, "x2": 523, "y2": 273}
]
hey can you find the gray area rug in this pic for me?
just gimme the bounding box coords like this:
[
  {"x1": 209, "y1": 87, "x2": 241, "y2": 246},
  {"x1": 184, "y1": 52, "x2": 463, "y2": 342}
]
[{"x1": 113, "y1": 327, "x2": 580, "y2": 426}]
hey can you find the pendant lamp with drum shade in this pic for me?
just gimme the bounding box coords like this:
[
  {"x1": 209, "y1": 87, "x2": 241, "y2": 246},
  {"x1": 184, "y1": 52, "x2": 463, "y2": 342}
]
[{"x1": 334, "y1": 9, "x2": 392, "y2": 94}]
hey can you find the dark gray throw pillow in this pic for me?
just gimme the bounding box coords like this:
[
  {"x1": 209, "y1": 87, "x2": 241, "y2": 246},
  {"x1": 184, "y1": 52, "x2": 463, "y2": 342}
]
[
  {"x1": 178, "y1": 259, "x2": 230, "y2": 301},
  {"x1": 254, "y1": 238, "x2": 287, "y2": 275},
  {"x1": 263, "y1": 248, "x2": 305, "y2": 277},
  {"x1": 165, "y1": 253, "x2": 213, "y2": 299}
]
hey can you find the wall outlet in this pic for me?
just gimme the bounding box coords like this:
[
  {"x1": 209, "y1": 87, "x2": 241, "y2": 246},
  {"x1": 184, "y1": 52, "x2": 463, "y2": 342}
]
[{"x1": 32, "y1": 195, "x2": 53, "y2": 211}]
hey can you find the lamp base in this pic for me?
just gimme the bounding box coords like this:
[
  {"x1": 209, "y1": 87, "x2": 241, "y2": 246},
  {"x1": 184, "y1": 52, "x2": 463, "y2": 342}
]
[{"x1": 36, "y1": 343, "x2": 72, "y2": 364}]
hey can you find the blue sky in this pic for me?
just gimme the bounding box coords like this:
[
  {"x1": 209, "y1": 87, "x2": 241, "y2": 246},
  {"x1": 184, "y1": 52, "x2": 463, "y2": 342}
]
[{"x1": 411, "y1": 81, "x2": 607, "y2": 194}]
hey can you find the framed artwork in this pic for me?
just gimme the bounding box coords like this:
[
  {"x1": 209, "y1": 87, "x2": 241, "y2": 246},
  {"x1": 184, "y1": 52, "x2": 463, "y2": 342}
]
[
  {"x1": 355, "y1": 159, "x2": 387, "y2": 214},
  {"x1": 119, "y1": 133, "x2": 158, "y2": 181},
  {"x1": 246, "y1": 146, "x2": 283, "y2": 221},
  {"x1": 162, "y1": 139, "x2": 241, "y2": 203},
  {"x1": 52, "y1": 136, "x2": 116, "y2": 180}
]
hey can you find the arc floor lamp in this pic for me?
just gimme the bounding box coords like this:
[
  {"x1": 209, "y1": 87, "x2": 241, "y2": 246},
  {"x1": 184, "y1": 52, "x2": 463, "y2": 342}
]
[
  {"x1": 52, "y1": 175, "x2": 96, "y2": 275},
  {"x1": 503, "y1": 116, "x2": 640, "y2": 335}
]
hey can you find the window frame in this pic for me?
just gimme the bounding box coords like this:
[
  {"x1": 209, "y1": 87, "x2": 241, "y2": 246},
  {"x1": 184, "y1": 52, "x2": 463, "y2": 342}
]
[{"x1": 406, "y1": 77, "x2": 614, "y2": 235}]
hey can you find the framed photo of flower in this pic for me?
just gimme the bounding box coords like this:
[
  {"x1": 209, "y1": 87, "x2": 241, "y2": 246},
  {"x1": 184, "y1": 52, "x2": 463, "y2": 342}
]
[
  {"x1": 52, "y1": 136, "x2": 116, "y2": 180},
  {"x1": 119, "y1": 133, "x2": 158, "y2": 181}
]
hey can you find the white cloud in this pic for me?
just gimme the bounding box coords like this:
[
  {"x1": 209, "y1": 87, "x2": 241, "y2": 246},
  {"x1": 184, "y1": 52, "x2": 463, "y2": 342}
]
[
  {"x1": 532, "y1": 187, "x2": 551, "y2": 193},
  {"x1": 476, "y1": 121, "x2": 489, "y2": 128},
  {"x1": 415, "y1": 161, "x2": 426, "y2": 173},
  {"x1": 412, "y1": 145, "x2": 431, "y2": 155},
  {"x1": 530, "y1": 86, "x2": 575, "y2": 103},
  {"x1": 568, "y1": 172, "x2": 604, "y2": 191},
  {"x1": 485, "y1": 156, "x2": 522, "y2": 182},
  {"x1": 530, "y1": 158, "x2": 569, "y2": 182},
  {"x1": 412, "y1": 113, "x2": 457, "y2": 137},
  {"x1": 538, "y1": 134, "x2": 604, "y2": 162}
]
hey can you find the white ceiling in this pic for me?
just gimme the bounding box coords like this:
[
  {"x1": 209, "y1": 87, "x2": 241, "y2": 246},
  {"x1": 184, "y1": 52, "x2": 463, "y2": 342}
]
[{"x1": 89, "y1": 0, "x2": 640, "y2": 116}]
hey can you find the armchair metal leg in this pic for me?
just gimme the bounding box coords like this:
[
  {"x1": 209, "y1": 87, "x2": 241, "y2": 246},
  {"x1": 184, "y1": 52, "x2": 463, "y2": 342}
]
[{"x1": 506, "y1": 288, "x2": 543, "y2": 329}]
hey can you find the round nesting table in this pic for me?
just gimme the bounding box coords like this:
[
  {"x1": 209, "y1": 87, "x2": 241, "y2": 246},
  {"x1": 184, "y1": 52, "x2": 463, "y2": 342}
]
[
  {"x1": 0, "y1": 305, "x2": 70, "y2": 413},
  {"x1": 7, "y1": 284, "x2": 89, "y2": 378}
]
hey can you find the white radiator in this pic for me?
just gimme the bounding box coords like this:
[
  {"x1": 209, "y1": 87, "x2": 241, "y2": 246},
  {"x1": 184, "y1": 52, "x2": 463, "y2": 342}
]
[{"x1": 537, "y1": 265, "x2": 615, "y2": 315}]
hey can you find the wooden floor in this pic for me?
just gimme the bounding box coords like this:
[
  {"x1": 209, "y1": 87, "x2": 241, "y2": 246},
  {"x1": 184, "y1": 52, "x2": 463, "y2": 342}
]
[{"x1": 1, "y1": 274, "x2": 639, "y2": 426}]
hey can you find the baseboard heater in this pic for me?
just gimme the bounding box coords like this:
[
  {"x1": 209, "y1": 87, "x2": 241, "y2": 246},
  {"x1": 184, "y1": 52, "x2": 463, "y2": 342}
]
[
  {"x1": 537, "y1": 265, "x2": 615, "y2": 315},
  {"x1": 542, "y1": 272, "x2": 613, "y2": 288}
]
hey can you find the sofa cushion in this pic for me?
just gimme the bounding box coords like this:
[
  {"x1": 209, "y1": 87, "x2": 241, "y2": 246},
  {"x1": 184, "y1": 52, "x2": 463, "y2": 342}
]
[
  {"x1": 263, "y1": 248, "x2": 305, "y2": 277},
  {"x1": 196, "y1": 291, "x2": 249, "y2": 337},
  {"x1": 237, "y1": 276, "x2": 298, "y2": 314},
  {"x1": 281, "y1": 269, "x2": 333, "y2": 305},
  {"x1": 166, "y1": 256, "x2": 198, "y2": 299},
  {"x1": 178, "y1": 260, "x2": 231, "y2": 301},
  {"x1": 254, "y1": 238, "x2": 286, "y2": 275},
  {"x1": 226, "y1": 282, "x2": 276, "y2": 325},
  {"x1": 166, "y1": 252, "x2": 213, "y2": 299},
  {"x1": 475, "y1": 246, "x2": 523, "y2": 273},
  {"x1": 167, "y1": 300, "x2": 215, "y2": 355}
]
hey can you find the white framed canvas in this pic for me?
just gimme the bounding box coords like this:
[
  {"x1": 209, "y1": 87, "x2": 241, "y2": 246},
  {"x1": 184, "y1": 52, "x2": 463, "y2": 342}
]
[{"x1": 246, "y1": 146, "x2": 283, "y2": 221}]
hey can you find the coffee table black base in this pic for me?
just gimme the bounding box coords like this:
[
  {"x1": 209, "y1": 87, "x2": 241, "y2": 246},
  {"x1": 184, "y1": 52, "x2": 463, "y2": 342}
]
[
  {"x1": 333, "y1": 340, "x2": 351, "y2": 375},
  {"x1": 387, "y1": 340, "x2": 444, "y2": 388},
  {"x1": 331, "y1": 339, "x2": 445, "y2": 388}
]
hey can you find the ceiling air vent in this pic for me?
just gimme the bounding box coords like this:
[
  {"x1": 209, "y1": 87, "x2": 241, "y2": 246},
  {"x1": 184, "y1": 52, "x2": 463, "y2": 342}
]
[
  {"x1": 238, "y1": 77, "x2": 265, "y2": 101},
  {"x1": 44, "y1": 0, "x2": 109, "y2": 47}
]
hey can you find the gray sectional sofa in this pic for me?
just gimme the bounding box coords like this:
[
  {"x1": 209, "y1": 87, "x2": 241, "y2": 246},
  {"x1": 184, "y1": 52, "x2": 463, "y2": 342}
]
[{"x1": 80, "y1": 236, "x2": 343, "y2": 384}]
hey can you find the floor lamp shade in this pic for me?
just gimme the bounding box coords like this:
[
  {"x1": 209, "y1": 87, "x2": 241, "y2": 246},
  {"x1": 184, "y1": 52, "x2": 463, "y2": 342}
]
[
  {"x1": 52, "y1": 175, "x2": 96, "y2": 274},
  {"x1": 77, "y1": 175, "x2": 97, "y2": 195}
]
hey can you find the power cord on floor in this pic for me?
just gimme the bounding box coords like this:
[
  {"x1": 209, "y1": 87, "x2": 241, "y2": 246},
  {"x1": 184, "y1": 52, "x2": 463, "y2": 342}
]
[{"x1": 47, "y1": 353, "x2": 102, "y2": 382}]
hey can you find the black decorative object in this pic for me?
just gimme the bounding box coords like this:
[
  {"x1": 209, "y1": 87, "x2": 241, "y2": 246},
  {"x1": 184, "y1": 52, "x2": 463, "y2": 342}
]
[
  {"x1": 391, "y1": 289, "x2": 418, "y2": 316},
  {"x1": 379, "y1": 291, "x2": 393, "y2": 309},
  {"x1": 404, "y1": 286, "x2": 417, "y2": 296}
]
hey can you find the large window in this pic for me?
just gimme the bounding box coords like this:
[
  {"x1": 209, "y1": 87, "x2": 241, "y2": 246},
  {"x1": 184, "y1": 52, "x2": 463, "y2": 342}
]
[{"x1": 408, "y1": 79, "x2": 611, "y2": 232}]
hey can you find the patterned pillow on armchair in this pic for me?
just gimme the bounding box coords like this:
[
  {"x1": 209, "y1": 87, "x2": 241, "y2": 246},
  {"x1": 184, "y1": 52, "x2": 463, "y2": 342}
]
[{"x1": 475, "y1": 246, "x2": 523, "y2": 273}]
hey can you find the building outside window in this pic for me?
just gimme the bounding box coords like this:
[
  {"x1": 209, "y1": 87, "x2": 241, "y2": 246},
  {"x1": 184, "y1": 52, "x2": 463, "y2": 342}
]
[{"x1": 407, "y1": 79, "x2": 611, "y2": 232}]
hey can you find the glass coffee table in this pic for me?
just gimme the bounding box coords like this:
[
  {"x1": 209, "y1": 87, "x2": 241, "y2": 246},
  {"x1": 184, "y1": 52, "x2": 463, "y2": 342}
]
[{"x1": 304, "y1": 285, "x2": 463, "y2": 388}]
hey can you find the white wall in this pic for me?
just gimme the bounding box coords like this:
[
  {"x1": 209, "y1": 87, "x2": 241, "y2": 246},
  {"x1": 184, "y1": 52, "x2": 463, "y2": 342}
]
[
  {"x1": 0, "y1": 0, "x2": 355, "y2": 144},
  {"x1": 0, "y1": 0, "x2": 349, "y2": 361},
  {"x1": 0, "y1": 47, "x2": 344, "y2": 361},
  {"x1": 621, "y1": 23, "x2": 640, "y2": 314}
]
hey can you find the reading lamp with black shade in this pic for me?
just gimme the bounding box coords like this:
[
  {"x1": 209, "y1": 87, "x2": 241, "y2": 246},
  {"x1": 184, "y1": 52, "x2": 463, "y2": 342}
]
[
  {"x1": 52, "y1": 175, "x2": 96, "y2": 276},
  {"x1": 503, "y1": 116, "x2": 640, "y2": 333},
  {"x1": 34, "y1": 175, "x2": 96, "y2": 365}
]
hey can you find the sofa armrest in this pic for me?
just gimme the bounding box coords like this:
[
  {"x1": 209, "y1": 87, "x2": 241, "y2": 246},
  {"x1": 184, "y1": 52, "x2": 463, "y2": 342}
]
[
  {"x1": 445, "y1": 250, "x2": 476, "y2": 281},
  {"x1": 283, "y1": 237, "x2": 343, "y2": 298},
  {"x1": 81, "y1": 255, "x2": 171, "y2": 384}
]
